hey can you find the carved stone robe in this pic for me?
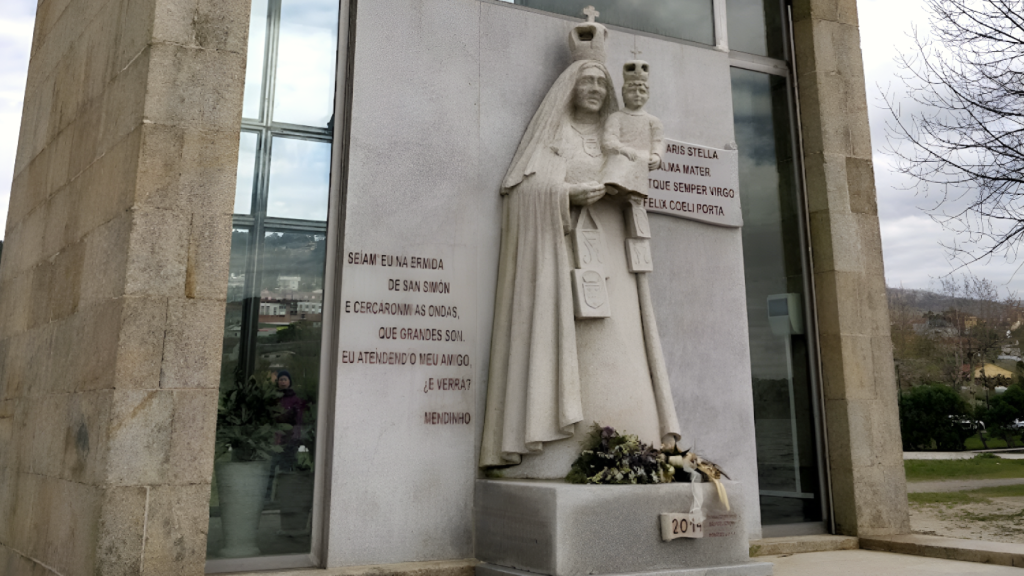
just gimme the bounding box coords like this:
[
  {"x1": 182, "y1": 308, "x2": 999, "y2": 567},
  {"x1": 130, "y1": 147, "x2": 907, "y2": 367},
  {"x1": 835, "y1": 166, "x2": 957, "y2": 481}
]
[{"x1": 480, "y1": 61, "x2": 681, "y2": 475}]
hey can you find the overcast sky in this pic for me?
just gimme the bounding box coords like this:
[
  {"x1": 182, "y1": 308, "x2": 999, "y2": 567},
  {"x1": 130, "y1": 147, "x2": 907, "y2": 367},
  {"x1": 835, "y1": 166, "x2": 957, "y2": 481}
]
[
  {"x1": 0, "y1": 1, "x2": 34, "y2": 245},
  {"x1": 0, "y1": 0, "x2": 1017, "y2": 295},
  {"x1": 856, "y1": 0, "x2": 1024, "y2": 297}
]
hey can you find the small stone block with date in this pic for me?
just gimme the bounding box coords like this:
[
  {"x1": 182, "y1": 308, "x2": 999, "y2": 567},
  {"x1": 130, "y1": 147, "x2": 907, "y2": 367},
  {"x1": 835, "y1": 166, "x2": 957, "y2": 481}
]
[
  {"x1": 626, "y1": 238, "x2": 654, "y2": 273},
  {"x1": 660, "y1": 513, "x2": 703, "y2": 541}
]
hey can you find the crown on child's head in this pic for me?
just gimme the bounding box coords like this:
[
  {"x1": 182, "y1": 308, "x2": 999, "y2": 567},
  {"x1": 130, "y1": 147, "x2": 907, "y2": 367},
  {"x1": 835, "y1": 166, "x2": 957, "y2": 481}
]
[
  {"x1": 569, "y1": 7, "x2": 608, "y2": 63},
  {"x1": 623, "y1": 60, "x2": 649, "y2": 83}
]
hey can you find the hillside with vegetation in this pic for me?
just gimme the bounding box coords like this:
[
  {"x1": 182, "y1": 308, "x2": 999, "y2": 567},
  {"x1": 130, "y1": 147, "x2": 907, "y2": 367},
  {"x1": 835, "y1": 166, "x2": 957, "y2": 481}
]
[{"x1": 889, "y1": 277, "x2": 1024, "y2": 450}]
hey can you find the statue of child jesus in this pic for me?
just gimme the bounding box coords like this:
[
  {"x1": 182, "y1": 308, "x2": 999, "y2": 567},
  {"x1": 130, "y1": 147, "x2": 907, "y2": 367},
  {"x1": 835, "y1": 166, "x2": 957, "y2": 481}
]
[{"x1": 601, "y1": 60, "x2": 665, "y2": 197}]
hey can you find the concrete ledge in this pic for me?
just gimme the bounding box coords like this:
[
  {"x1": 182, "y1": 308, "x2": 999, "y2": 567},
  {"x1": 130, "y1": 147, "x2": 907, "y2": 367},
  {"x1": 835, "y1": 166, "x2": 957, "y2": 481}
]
[
  {"x1": 860, "y1": 535, "x2": 1024, "y2": 568},
  {"x1": 225, "y1": 559, "x2": 479, "y2": 576},
  {"x1": 478, "y1": 561, "x2": 773, "y2": 576},
  {"x1": 749, "y1": 535, "x2": 858, "y2": 557}
]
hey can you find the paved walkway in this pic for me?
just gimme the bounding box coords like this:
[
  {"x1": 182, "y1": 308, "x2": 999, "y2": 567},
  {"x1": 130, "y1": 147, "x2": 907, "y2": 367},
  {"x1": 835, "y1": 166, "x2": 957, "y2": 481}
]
[
  {"x1": 907, "y1": 477, "x2": 1024, "y2": 493},
  {"x1": 766, "y1": 549, "x2": 1024, "y2": 575},
  {"x1": 904, "y1": 450, "x2": 1024, "y2": 460}
]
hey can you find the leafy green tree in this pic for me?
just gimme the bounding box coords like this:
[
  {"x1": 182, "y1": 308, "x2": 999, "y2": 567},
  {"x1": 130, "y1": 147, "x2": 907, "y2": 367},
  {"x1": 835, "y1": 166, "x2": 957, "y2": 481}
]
[
  {"x1": 899, "y1": 384, "x2": 974, "y2": 451},
  {"x1": 979, "y1": 385, "x2": 1024, "y2": 448}
]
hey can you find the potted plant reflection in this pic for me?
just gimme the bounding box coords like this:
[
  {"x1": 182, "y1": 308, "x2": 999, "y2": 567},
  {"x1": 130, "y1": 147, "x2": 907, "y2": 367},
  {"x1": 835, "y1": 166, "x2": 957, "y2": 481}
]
[{"x1": 214, "y1": 373, "x2": 293, "y2": 558}]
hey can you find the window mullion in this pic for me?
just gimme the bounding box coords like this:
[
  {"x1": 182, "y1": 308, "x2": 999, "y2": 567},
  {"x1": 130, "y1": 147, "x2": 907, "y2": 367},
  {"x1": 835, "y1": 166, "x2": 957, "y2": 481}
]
[
  {"x1": 713, "y1": 0, "x2": 729, "y2": 51},
  {"x1": 264, "y1": 0, "x2": 284, "y2": 129},
  {"x1": 255, "y1": 128, "x2": 273, "y2": 223},
  {"x1": 260, "y1": 0, "x2": 280, "y2": 124}
]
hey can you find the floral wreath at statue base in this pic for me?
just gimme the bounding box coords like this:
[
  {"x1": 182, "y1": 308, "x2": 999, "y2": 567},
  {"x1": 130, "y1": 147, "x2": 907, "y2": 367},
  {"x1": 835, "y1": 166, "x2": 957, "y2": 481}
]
[{"x1": 565, "y1": 424, "x2": 731, "y2": 511}]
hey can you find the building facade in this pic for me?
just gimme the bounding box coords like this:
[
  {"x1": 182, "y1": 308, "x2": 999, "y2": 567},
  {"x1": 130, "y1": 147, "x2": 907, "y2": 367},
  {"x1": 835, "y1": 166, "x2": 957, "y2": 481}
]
[{"x1": 0, "y1": 0, "x2": 908, "y2": 574}]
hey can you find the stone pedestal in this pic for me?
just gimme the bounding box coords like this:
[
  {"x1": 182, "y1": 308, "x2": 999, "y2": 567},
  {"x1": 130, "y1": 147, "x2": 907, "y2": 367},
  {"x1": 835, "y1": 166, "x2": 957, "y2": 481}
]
[{"x1": 474, "y1": 480, "x2": 772, "y2": 576}]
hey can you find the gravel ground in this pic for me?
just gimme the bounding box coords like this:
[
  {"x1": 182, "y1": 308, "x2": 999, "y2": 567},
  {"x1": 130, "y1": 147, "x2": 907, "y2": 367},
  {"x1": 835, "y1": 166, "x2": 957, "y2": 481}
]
[{"x1": 910, "y1": 495, "x2": 1024, "y2": 544}]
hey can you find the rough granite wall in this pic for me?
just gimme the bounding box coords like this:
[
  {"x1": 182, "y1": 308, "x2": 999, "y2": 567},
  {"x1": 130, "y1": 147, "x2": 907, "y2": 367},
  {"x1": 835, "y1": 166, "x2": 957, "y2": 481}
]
[
  {"x1": 0, "y1": 0, "x2": 249, "y2": 574},
  {"x1": 791, "y1": 0, "x2": 911, "y2": 536}
]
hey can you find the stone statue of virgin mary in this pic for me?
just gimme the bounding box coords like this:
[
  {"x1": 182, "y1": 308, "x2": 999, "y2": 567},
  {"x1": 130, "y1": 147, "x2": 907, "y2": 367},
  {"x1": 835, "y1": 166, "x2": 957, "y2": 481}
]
[{"x1": 480, "y1": 18, "x2": 681, "y2": 477}]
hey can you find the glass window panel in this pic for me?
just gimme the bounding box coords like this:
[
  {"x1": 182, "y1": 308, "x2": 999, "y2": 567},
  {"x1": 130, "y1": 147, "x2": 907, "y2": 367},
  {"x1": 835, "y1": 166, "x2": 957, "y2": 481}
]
[
  {"x1": 726, "y1": 0, "x2": 786, "y2": 59},
  {"x1": 515, "y1": 0, "x2": 714, "y2": 46},
  {"x1": 209, "y1": 228, "x2": 264, "y2": 559},
  {"x1": 272, "y1": 0, "x2": 339, "y2": 127},
  {"x1": 234, "y1": 132, "x2": 259, "y2": 215},
  {"x1": 253, "y1": 230, "x2": 325, "y2": 554},
  {"x1": 208, "y1": 230, "x2": 325, "y2": 559},
  {"x1": 266, "y1": 137, "x2": 332, "y2": 221},
  {"x1": 214, "y1": 0, "x2": 340, "y2": 565},
  {"x1": 242, "y1": 0, "x2": 270, "y2": 119},
  {"x1": 731, "y1": 67, "x2": 822, "y2": 526}
]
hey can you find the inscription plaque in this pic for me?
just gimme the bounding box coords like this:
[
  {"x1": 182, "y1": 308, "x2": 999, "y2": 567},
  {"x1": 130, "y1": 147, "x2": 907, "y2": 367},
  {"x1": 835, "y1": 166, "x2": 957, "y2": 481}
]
[{"x1": 644, "y1": 139, "x2": 741, "y2": 228}]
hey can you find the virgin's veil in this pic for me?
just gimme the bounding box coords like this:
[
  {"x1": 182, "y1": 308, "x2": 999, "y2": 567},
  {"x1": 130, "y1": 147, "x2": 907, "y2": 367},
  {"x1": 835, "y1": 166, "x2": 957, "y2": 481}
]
[{"x1": 501, "y1": 60, "x2": 618, "y2": 194}]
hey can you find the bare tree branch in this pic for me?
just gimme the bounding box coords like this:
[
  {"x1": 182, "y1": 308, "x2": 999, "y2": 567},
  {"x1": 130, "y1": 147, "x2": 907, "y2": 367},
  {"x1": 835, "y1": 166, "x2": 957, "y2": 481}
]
[{"x1": 885, "y1": 0, "x2": 1024, "y2": 269}]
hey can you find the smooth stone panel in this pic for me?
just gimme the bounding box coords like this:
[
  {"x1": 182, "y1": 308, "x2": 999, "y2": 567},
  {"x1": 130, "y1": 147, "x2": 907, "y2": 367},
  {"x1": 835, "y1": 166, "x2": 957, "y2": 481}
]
[
  {"x1": 331, "y1": 0, "x2": 484, "y2": 568},
  {"x1": 475, "y1": 480, "x2": 764, "y2": 576}
]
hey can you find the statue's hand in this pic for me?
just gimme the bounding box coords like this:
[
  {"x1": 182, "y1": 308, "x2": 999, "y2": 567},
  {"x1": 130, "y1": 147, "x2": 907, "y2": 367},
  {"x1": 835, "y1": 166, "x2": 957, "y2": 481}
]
[
  {"x1": 568, "y1": 182, "x2": 605, "y2": 206},
  {"x1": 648, "y1": 153, "x2": 662, "y2": 171},
  {"x1": 621, "y1": 147, "x2": 638, "y2": 161}
]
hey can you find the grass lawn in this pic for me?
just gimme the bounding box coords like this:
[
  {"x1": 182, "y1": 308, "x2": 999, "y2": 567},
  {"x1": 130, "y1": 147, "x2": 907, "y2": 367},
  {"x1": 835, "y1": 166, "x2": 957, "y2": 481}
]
[
  {"x1": 964, "y1": 433, "x2": 1022, "y2": 450},
  {"x1": 905, "y1": 454, "x2": 1024, "y2": 482}
]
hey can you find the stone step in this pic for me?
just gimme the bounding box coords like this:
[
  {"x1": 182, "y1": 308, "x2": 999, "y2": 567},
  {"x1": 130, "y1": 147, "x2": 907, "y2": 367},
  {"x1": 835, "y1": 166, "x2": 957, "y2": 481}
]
[{"x1": 749, "y1": 535, "x2": 858, "y2": 557}]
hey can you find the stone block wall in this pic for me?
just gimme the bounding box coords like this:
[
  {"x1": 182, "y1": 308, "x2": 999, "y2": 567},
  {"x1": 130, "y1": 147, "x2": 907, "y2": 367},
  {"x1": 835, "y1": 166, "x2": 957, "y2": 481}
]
[
  {"x1": 0, "y1": 0, "x2": 250, "y2": 574},
  {"x1": 792, "y1": 0, "x2": 911, "y2": 535}
]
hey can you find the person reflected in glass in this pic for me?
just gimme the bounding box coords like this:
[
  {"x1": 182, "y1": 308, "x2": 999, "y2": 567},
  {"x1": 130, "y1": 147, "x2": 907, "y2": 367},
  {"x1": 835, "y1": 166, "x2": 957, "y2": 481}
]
[
  {"x1": 267, "y1": 370, "x2": 306, "y2": 503},
  {"x1": 274, "y1": 371, "x2": 305, "y2": 470}
]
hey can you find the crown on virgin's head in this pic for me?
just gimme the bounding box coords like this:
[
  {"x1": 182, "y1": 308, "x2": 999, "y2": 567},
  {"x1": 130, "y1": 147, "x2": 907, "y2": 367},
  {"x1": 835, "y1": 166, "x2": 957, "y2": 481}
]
[{"x1": 569, "y1": 12, "x2": 608, "y2": 63}]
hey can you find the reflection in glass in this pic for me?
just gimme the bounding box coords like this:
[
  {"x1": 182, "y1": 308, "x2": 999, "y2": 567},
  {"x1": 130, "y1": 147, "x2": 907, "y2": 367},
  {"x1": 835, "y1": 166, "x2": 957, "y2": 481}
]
[
  {"x1": 209, "y1": 230, "x2": 325, "y2": 559},
  {"x1": 235, "y1": 132, "x2": 259, "y2": 215},
  {"x1": 273, "y1": 0, "x2": 339, "y2": 127},
  {"x1": 243, "y1": 0, "x2": 270, "y2": 119},
  {"x1": 267, "y1": 137, "x2": 332, "y2": 221},
  {"x1": 726, "y1": 0, "x2": 786, "y2": 59},
  {"x1": 731, "y1": 68, "x2": 822, "y2": 526},
  {"x1": 515, "y1": 0, "x2": 714, "y2": 46},
  {"x1": 222, "y1": 229, "x2": 251, "y2": 373},
  {"x1": 255, "y1": 231, "x2": 327, "y2": 404}
]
